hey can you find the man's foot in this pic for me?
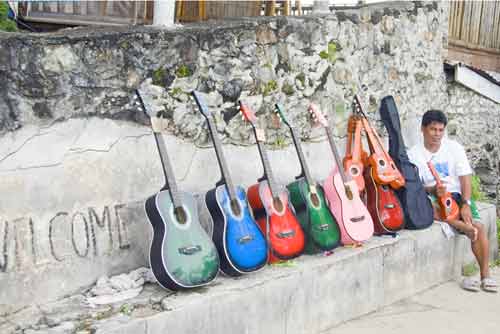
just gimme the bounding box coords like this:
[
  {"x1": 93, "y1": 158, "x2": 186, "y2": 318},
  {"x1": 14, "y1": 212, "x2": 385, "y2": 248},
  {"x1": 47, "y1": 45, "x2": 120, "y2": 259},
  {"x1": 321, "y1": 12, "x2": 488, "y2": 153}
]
[
  {"x1": 481, "y1": 278, "x2": 498, "y2": 293},
  {"x1": 461, "y1": 277, "x2": 480, "y2": 292}
]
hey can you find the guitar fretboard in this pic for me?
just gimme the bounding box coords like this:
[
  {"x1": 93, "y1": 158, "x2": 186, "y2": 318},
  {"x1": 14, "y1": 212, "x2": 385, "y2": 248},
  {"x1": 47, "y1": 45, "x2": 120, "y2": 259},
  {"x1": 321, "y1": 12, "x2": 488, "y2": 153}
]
[
  {"x1": 253, "y1": 128, "x2": 280, "y2": 199},
  {"x1": 325, "y1": 126, "x2": 350, "y2": 184},
  {"x1": 290, "y1": 127, "x2": 315, "y2": 186}
]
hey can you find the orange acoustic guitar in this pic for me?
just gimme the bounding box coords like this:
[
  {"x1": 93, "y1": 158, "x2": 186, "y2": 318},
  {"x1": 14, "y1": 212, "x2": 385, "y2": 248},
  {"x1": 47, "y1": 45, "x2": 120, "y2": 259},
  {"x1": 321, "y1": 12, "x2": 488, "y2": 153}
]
[
  {"x1": 353, "y1": 95, "x2": 405, "y2": 189},
  {"x1": 427, "y1": 161, "x2": 460, "y2": 222},
  {"x1": 343, "y1": 115, "x2": 368, "y2": 193}
]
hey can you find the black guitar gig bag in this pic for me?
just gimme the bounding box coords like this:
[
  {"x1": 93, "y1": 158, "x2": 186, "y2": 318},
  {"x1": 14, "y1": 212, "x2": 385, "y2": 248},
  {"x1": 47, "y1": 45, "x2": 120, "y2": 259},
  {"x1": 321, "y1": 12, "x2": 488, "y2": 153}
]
[{"x1": 379, "y1": 96, "x2": 433, "y2": 230}]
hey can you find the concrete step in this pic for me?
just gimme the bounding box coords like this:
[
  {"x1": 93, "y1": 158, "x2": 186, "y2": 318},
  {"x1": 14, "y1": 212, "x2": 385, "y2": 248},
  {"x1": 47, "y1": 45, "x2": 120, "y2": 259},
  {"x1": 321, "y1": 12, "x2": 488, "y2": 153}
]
[{"x1": 2, "y1": 203, "x2": 497, "y2": 334}]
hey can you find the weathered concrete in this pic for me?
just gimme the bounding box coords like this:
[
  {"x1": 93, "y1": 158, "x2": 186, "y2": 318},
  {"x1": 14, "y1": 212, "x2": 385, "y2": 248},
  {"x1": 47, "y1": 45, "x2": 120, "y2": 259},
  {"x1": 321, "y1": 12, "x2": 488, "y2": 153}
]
[
  {"x1": 330, "y1": 266, "x2": 500, "y2": 334},
  {"x1": 1, "y1": 204, "x2": 496, "y2": 334}
]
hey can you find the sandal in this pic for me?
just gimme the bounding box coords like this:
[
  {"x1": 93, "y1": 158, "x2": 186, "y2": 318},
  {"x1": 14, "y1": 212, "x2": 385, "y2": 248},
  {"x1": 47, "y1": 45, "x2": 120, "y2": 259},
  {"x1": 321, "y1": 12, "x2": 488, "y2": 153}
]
[
  {"x1": 481, "y1": 278, "x2": 498, "y2": 293},
  {"x1": 461, "y1": 277, "x2": 480, "y2": 292}
]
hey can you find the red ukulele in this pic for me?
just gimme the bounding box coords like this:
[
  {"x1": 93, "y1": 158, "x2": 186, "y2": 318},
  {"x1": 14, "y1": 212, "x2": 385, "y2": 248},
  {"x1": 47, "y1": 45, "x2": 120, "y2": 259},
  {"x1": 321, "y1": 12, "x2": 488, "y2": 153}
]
[
  {"x1": 353, "y1": 95, "x2": 405, "y2": 190},
  {"x1": 239, "y1": 101, "x2": 305, "y2": 263},
  {"x1": 427, "y1": 161, "x2": 460, "y2": 222}
]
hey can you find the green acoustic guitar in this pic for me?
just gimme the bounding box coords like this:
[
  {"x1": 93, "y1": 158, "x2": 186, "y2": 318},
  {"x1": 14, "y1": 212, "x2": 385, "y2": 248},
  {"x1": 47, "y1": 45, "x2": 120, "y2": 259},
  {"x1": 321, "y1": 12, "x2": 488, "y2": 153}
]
[{"x1": 275, "y1": 104, "x2": 341, "y2": 253}]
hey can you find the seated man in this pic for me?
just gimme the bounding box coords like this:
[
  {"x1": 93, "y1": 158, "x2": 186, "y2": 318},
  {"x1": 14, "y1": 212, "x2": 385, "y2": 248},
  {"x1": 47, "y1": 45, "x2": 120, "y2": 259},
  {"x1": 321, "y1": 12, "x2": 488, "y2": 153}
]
[{"x1": 408, "y1": 109, "x2": 497, "y2": 292}]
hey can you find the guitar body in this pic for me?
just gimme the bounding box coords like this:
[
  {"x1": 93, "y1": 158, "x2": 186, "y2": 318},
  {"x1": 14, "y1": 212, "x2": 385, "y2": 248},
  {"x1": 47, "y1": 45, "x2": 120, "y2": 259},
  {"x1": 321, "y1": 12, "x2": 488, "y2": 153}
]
[
  {"x1": 343, "y1": 156, "x2": 366, "y2": 193},
  {"x1": 364, "y1": 167, "x2": 405, "y2": 235},
  {"x1": 145, "y1": 190, "x2": 220, "y2": 290},
  {"x1": 247, "y1": 182, "x2": 305, "y2": 263},
  {"x1": 323, "y1": 165, "x2": 374, "y2": 244},
  {"x1": 205, "y1": 185, "x2": 268, "y2": 276},
  {"x1": 287, "y1": 178, "x2": 341, "y2": 253},
  {"x1": 367, "y1": 153, "x2": 405, "y2": 189},
  {"x1": 437, "y1": 193, "x2": 460, "y2": 222}
]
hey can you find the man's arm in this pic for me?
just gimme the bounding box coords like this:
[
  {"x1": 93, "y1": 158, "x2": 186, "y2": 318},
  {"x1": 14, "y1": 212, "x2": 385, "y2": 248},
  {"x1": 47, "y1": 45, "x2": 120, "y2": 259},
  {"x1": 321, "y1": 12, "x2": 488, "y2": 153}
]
[{"x1": 459, "y1": 174, "x2": 473, "y2": 224}]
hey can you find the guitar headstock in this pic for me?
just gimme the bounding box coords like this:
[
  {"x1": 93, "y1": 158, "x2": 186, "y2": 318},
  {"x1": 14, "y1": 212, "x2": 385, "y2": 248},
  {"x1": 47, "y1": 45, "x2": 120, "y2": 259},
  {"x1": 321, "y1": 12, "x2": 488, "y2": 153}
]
[
  {"x1": 135, "y1": 88, "x2": 165, "y2": 133},
  {"x1": 239, "y1": 101, "x2": 266, "y2": 142},
  {"x1": 239, "y1": 101, "x2": 257, "y2": 126},
  {"x1": 274, "y1": 104, "x2": 290, "y2": 128},
  {"x1": 352, "y1": 95, "x2": 364, "y2": 115},
  {"x1": 191, "y1": 90, "x2": 211, "y2": 119},
  {"x1": 308, "y1": 103, "x2": 328, "y2": 128}
]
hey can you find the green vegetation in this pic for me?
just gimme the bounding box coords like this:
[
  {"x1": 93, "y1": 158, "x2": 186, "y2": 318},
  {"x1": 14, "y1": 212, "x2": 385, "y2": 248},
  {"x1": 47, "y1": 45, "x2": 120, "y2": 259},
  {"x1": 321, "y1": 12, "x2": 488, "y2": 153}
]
[
  {"x1": 462, "y1": 262, "x2": 479, "y2": 277},
  {"x1": 264, "y1": 62, "x2": 273, "y2": 69},
  {"x1": 170, "y1": 87, "x2": 183, "y2": 97},
  {"x1": 261, "y1": 80, "x2": 277, "y2": 96},
  {"x1": 319, "y1": 41, "x2": 339, "y2": 64},
  {"x1": 272, "y1": 135, "x2": 287, "y2": 149},
  {"x1": 152, "y1": 67, "x2": 166, "y2": 86},
  {"x1": 0, "y1": 2, "x2": 17, "y2": 32},
  {"x1": 176, "y1": 64, "x2": 192, "y2": 78},
  {"x1": 471, "y1": 175, "x2": 486, "y2": 202},
  {"x1": 281, "y1": 83, "x2": 295, "y2": 96},
  {"x1": 295, "y1": 73, "x2": 306, "y2": 87},
  {"x1": 119, "y1": 303, "x2": 133, "y2": 315}
]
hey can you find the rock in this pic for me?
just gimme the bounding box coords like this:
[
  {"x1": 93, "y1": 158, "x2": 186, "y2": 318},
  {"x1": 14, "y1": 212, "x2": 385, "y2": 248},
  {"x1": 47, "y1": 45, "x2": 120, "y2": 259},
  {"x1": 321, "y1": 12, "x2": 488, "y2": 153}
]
[
  {"x1": 220, "y1": 79, "x2": 244, "y2": 102},
  {"x1": 256, "y1": 25, "x2": 278, "y2": 45}
]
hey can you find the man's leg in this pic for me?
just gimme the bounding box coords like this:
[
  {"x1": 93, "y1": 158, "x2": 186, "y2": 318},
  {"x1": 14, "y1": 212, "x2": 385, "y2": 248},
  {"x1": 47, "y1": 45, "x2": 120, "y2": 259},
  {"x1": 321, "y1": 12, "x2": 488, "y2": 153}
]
[{"x1": 471, "y1": 222, "x2": 490, "y2": 280}]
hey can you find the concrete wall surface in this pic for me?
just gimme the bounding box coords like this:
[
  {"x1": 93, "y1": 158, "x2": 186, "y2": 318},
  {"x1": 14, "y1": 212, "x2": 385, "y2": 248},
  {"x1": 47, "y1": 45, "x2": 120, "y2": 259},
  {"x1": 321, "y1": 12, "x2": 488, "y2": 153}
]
[{"x1": 1, "y1": 203, "x2": 496, "y2": 334}]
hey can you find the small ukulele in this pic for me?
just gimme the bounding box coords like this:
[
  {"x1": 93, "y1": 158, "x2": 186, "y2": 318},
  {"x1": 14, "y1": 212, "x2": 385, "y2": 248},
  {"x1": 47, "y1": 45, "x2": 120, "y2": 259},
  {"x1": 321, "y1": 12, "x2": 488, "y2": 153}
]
[
  {"x1": 427, "y1": 161, "x2": 460, "y2": 222},
  {"x1": 352, "y1": 95, "x2": 405, "y2": 189}
]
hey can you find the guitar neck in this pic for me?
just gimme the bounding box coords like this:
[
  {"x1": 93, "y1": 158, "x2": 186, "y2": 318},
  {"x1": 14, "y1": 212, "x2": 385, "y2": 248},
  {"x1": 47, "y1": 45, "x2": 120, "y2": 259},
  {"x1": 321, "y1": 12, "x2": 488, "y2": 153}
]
[
  {"x1": 362, "y1": 117, "x2": 386, "y2": 156},
  {"x1": 153, "y1": 132, "x2": 183, "y2": 208},
  {"x1": 206, "y1": 116, "x2": 237, "y2": 199},
  {"x1": 253, "y1": 127, "x2": 280, "y2": 199},
  {"x1": 427, "y1": 162, "x2": 443, "y2": 187},
  {"x1": 289, "y1": 127, "x2": 315, "y2": 186},
  {"x1": 325, "y1": 126, "x2": 349, "y2": 183}
]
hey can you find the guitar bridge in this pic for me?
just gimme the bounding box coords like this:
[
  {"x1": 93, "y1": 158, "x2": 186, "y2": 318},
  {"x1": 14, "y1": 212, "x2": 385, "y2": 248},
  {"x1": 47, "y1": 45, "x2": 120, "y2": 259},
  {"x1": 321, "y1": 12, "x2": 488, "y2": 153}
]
[
  {"x1": 384, "y1": 204, "x2": 395, "y2": 209},
  {"x1": 238, "y1": 235, "x2": 254, "y2": 244},
  {"x1": 277, "y1": 230, "x2": 295, "y2": 238},
  {"x1": 178, "y1": 245, "x2": 202, "y2": 255},
  {"x1": 350, "y1": 216, "x2": 365, "y2": 223},
  {"x1": 315, "y1": 224, "x2": 330, "y2": 231}
]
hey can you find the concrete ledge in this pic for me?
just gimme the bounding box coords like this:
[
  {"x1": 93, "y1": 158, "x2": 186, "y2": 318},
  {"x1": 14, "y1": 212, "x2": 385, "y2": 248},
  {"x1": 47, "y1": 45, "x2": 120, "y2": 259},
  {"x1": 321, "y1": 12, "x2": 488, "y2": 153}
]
[{"x1": 3, "y1": 203, "x2": 496, "y2": 334}]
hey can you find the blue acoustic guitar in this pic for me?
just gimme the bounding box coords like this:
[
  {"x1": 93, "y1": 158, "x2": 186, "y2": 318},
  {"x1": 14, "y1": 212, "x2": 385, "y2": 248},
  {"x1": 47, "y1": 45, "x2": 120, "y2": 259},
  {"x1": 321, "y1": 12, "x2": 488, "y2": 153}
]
[{"x1": 192, "y1": 91, "x2": 268, "y2": 276}]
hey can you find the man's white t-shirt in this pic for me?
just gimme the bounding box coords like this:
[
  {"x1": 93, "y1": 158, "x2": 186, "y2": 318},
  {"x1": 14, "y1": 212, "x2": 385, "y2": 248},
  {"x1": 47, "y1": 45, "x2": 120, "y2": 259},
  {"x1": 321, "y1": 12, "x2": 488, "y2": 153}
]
[{"x1": 408, "y1": 138, "x2": 472, "y2": 194}]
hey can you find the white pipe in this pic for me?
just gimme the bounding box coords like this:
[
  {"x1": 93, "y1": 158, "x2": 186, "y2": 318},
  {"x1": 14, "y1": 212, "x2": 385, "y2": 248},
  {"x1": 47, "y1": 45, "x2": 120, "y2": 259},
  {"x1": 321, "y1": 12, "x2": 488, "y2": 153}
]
[{"x1": 153, "y1": 0, "x2": 175, "y2": 26}]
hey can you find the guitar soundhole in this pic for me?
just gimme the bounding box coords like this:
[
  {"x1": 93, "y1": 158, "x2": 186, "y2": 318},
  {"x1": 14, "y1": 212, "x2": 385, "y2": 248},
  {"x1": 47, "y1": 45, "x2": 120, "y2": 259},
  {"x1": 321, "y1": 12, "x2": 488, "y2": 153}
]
[
  {"x1": 174, "y1": 206, "x2": 187, "y2": 224},
  {"x1": 310, "y1": 193, "x2": 320, "y2": 207},
  {"x1": 381, "y1": 185, "x2": 389, "y2": 191},
  {"x1": 445, "y1": 199, "x2": 451, "y2": 207},
  {"x1": 378, "y1": 159, "x2": 386, "y2": 167},
  {"x1": 273, "y1": 197, "x2": 284, "y2": 212},
  {"x1": 230, "y1": 198, "x2": 242, "y2": 216},
  {"x1": 350, "y1": 166, "x2": 360, "y2": 176}
]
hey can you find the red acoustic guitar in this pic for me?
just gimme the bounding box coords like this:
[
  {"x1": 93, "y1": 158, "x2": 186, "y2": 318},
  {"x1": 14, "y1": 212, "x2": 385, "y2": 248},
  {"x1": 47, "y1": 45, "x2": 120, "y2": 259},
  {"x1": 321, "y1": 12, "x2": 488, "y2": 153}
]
[
  {"x1": 343, "y1": 115, "x2": 368, "y2": 193},
  {"x1": 353, "y1": 95, "x2": 405, "y2": 190},
  {"x1": 239, "y1": 101, "x2": 305, "y2": 263},
  {"x1": 364, "y1": 166, "x2": 405, "y2": 234},
  {"x1": 427, "y1": 161, "x2": 460, "y2": 222}
]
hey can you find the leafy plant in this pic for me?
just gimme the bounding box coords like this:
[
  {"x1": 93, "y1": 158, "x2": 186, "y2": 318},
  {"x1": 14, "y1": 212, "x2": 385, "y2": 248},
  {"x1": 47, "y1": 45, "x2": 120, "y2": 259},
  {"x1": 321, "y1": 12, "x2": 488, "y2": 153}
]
[
  {"x1": 0, "y1": 2, "x2": 17, "y2": 32},
  {"x1": 471, "y1": 175, "x2": 486, "y2": 202},
  {"x1": 261, "y1": 80, "x2": 277, "y2": 96},
  {"x1": 176, "y1": 64, "x2": 192, "y2": 78},
  {"x1": 319, "y1": 41, "x2": 338, "y2": 64}
]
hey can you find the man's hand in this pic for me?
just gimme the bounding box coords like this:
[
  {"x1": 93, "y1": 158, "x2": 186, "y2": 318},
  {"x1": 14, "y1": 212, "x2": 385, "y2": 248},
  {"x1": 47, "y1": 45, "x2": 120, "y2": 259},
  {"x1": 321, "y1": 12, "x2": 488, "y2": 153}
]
[
  {"x1": 460, "y1": 204, "x2": 473, "y2": 225},
  {"x1": 436, "y1": 184, "x2": 447, "y2": 198}
]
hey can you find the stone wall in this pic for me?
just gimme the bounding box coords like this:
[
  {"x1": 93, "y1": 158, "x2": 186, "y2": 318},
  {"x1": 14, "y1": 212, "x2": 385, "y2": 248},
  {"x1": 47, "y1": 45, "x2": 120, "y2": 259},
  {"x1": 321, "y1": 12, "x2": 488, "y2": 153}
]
[{"x1": 1, "y1": 1, "x2": 499, "y2": 312}]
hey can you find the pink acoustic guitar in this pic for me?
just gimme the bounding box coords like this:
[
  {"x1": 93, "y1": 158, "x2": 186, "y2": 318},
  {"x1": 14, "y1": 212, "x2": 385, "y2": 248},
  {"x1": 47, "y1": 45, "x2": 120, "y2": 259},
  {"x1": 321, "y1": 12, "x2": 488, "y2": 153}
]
[{"x1": 309, "y1": 104, "x2": 374, "y2": 245}]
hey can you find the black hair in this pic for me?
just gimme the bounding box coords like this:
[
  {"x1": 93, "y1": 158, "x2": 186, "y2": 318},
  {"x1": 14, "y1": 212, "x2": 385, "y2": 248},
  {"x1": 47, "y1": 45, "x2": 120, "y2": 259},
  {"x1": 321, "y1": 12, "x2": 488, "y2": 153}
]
[{"x1": 421, "y1": 109, "x2": 447, "y2": 127}]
